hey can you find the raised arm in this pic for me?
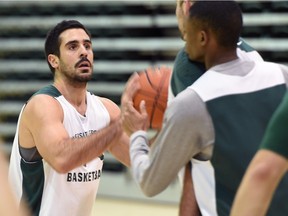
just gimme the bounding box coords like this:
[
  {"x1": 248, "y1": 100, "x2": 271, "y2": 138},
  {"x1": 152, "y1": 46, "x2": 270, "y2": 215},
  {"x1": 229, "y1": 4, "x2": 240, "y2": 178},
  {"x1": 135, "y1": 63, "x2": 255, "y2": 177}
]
[
  {"x1": 100, "y1": 97, "x2": 130, "y2": 167},
  {"x1": 123, "y1": 88, "x2": 214, "y2": 196},
  {"x1": 20, "y1": 94, "x2": 123, "y2": 173}
]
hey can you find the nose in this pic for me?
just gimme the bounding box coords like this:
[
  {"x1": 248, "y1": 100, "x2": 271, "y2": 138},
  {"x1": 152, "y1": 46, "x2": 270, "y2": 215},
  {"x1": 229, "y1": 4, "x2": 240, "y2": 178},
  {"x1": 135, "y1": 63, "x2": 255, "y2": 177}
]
[{"x1": 79, "y1": 45, "x2": 88, "y2": 58}]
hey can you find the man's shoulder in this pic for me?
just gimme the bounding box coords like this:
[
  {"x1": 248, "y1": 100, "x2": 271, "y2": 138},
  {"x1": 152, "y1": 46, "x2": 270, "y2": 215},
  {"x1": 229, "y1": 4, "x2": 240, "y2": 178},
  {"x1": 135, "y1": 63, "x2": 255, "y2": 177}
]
[
  {"x1": 33, "y1": 85, "x2": 61, "y2": 98},
  {"x1": 257, "y1": 61, "x2": 288, "y2": 71}
]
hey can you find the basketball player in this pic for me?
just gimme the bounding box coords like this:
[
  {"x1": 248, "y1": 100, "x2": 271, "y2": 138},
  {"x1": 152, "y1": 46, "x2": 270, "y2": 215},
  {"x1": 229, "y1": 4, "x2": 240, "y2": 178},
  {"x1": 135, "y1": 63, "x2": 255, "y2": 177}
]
[
  {"x1": 123, "y1": 1, "x2": 264, "y2": 215},
  {"x1": 171, "y1": 0, "x2": 263, "y2": 215},
  {"x1": 8, "y1": 20, "x2": 130, "y2": 216},
  {"x1": 122, "y1": 1, "x2": 288, "y2": 215},
  {"x1": 171, "y1": 0, "x2": 263, "y2": 99},
  {"x1": 231, "y1": 91, "x2": 288, "y2": 216}
]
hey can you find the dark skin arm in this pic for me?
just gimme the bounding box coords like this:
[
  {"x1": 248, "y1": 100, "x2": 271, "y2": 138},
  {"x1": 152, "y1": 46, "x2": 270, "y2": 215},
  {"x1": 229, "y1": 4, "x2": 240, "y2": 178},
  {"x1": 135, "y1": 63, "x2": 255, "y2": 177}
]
[{"x1": 179, "y1": 162, "x2": 201, "y2": 216}]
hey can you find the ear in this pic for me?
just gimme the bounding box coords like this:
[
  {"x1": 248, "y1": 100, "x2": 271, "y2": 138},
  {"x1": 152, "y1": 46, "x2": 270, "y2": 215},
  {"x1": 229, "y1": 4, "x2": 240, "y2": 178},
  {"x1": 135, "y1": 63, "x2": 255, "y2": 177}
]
[
  {"x1": 199, "y1": 30, "x2": 208, "y2": 46},
  {"x1": 47, "y1": 54, "x2": 59, "y2": 70}
]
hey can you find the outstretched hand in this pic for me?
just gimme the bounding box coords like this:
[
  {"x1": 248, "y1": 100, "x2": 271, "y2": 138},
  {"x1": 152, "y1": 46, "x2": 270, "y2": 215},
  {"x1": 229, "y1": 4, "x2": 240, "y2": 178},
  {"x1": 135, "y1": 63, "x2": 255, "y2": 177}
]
[{"x1": 121, "y1": 72, "x2": 148, "y2": 136}]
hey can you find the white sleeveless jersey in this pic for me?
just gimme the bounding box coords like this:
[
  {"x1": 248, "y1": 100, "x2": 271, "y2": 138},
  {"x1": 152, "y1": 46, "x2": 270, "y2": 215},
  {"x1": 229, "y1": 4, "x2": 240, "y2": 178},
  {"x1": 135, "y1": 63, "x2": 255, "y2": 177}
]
[{"x1": 9, "y1": 87, "x2": 109, "y2": 216}]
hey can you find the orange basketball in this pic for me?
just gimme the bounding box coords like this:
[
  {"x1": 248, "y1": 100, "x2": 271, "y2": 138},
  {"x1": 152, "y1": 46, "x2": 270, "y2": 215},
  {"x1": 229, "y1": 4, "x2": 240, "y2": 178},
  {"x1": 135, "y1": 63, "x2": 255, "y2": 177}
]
[{"x1": 133, "y1": 65, "x2": 172, "y2": 129}]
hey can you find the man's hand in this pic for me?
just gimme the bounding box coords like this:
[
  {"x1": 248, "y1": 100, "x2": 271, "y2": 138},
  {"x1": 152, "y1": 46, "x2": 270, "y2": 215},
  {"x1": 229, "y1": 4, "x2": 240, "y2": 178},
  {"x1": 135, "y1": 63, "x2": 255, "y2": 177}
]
[
  {"x1": 121, "y1": 72, "x2": 141, "y2": 111},
  {"x1": 122, "y1": 100, "x2": 148, "y2": 136},
  {"x1": 121, "y1": 72, "x2": 149, "y2": 136}
]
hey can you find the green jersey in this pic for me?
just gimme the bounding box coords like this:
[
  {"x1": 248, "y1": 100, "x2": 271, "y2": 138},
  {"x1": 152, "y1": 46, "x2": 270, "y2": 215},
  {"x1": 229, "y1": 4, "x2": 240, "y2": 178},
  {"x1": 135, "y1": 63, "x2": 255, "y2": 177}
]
[{"x1": 261, "y1": 90, "x2": 288, "y2": 159}]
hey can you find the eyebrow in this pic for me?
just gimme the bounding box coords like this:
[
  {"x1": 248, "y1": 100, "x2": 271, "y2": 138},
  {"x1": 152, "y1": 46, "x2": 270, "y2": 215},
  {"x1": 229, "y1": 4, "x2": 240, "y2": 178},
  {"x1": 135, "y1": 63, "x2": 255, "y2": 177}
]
[{"x1": 65, "y1": 39, "x2": 92, "y2": 46}]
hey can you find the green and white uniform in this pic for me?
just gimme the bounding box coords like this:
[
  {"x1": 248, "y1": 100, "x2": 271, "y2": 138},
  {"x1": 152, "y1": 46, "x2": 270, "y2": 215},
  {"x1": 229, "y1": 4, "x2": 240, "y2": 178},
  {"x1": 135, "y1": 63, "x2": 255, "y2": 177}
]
[
  {"x1": 130, "y1": 59, "x2": 288, "y2": 216},
  {"x1": 167, "y1": 39, "x2": 265, "y2": 215},
  {"x1": 260, "y1": 90, "x2": 288, "y2": 159},
  {"x1": 168, "y1": 38, "x2": 263, "y2": 101},
  {"x1": 9, "y1": 85, "x2": 107, "y2": 216}
]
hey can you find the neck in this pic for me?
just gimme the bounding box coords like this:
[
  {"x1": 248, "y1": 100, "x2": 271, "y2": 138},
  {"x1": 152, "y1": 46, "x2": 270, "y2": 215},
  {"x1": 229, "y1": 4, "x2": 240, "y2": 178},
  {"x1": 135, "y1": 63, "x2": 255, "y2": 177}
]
[
  {"x1": 205, "y1": 49, "x2": 238, "y2": 70},
  {"x1": 53, "y1": 80, "x2": 87, "y2": 108}
]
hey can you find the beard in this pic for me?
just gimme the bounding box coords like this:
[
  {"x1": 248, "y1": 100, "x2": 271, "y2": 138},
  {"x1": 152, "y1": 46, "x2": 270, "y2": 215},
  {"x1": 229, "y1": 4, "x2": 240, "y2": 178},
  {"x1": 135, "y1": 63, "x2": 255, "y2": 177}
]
[{"x1": 59, "y1": 62, "x2": 93, "y2": 84}]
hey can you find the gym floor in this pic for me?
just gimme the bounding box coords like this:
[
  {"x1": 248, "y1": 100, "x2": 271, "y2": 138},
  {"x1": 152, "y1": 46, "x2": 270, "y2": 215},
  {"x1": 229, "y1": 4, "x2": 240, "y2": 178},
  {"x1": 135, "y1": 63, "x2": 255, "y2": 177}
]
[
  {"x1": 93, "y1": 170, "x2": 181, "y2": 216},
  {"x1": 93, "y1": 197, "x2": 178, "y2": 216}
]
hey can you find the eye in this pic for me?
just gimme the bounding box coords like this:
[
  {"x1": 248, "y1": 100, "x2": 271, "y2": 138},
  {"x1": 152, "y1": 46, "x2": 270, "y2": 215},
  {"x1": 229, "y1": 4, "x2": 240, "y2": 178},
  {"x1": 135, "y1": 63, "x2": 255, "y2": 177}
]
[
  {"x1": 68, "y1": 43, "x2": 77, "y2": 50},
  {"x1": 84, "y1": 43, "x2": 92, "y2": 50}
]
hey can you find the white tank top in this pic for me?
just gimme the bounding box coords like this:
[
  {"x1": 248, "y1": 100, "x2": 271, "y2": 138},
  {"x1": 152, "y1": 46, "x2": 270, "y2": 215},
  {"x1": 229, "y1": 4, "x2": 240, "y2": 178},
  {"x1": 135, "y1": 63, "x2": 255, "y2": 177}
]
[{"x1": 9, "y1": 88, "x2": 109, "y2": 216}]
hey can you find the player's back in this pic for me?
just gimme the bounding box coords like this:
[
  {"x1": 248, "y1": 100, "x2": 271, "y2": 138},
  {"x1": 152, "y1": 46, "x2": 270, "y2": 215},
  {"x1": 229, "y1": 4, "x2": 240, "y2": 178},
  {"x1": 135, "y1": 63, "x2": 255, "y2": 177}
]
[{"x1": 190, "y1": 59, "x2": 288, "y2": 215}]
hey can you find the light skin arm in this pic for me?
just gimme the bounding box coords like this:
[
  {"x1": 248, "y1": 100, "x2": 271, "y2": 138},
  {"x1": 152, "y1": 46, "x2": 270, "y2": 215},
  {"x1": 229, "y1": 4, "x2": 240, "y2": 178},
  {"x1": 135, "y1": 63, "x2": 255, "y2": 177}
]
[
  {"x1": 121, "y1": 72, "x2": 141, "y2": 115},
  {"x1": 105, "y1": 72, "x2": 143, "y2": 167},
  {"x1": 20, "y1": 94, "x2": 123, "y2": 173},
  {"x1": 0, "y1": 151, "x2": 30, "y2": 216},
  {"x1": 100, "y1": 97, "x2": 130, "y2": 167},
  {"x1": 231, "y1": 149, "x2": 288, "y2": 216}
]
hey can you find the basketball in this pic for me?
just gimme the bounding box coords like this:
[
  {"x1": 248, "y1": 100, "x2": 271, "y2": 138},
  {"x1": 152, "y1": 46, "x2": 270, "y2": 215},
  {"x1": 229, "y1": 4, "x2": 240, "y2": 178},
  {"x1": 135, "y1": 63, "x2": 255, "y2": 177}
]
[{"x1": 133, "y1": 65, "x2": 172, "y2": 130}]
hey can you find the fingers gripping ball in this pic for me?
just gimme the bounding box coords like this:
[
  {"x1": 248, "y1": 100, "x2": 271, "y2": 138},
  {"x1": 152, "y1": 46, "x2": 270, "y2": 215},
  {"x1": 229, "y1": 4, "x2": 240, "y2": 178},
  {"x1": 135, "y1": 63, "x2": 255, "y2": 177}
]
[{"x1": 133, "y1": 66, "x2": 172, "y2": 129}]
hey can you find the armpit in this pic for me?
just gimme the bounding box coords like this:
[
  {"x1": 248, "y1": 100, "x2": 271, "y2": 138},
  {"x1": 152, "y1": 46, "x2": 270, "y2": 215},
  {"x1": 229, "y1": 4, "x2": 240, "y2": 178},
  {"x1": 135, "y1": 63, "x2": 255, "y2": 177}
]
[
  {"x1": 193, "y1": 144, "x2": 214, "y2": 161},
  {"x1": 19, "y1": 145, "x2": 42, "y2": 162}
]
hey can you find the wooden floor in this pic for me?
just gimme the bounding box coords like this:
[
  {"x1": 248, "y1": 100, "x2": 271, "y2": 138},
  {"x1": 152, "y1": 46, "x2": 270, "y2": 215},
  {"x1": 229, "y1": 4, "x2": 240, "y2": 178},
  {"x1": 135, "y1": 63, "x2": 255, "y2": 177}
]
[
  {"x1": 93, "y1": 170, "x2": 181, "y2": 215},
  {"x1": 93, "y1": 197, "x2": 178, "y2": 216}
]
